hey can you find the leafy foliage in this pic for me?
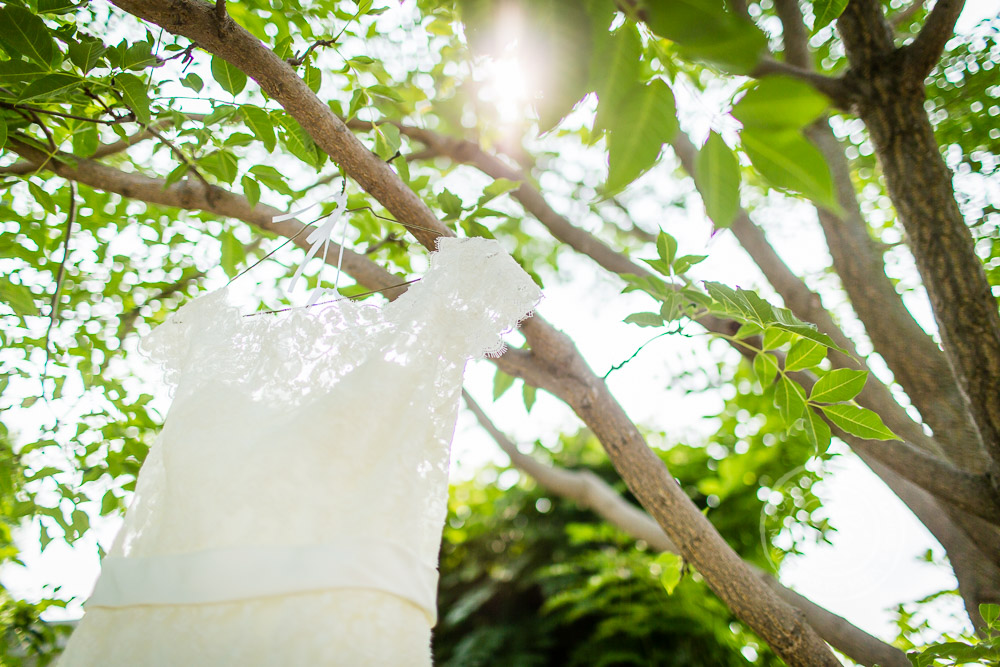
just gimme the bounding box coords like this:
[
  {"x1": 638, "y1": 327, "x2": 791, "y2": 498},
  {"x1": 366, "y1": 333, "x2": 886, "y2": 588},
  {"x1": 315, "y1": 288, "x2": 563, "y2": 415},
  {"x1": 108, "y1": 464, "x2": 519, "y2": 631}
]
[
  {"x1": 435, "y1": 427, "x2": 816, "y2": 666},
  {"x1": 0, "y1": 435, "x2": 71, "y2": 665},
  {"x1": 622, "y1": 230, "x2": 899, "y2": 450}
]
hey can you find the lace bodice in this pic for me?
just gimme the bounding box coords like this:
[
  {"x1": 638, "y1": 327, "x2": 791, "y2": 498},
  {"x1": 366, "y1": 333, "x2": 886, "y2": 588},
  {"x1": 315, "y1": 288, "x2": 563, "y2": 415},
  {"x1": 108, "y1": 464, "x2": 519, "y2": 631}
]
[{"x1": 59, "y1": 237, "x2": 541, "y2": 666}]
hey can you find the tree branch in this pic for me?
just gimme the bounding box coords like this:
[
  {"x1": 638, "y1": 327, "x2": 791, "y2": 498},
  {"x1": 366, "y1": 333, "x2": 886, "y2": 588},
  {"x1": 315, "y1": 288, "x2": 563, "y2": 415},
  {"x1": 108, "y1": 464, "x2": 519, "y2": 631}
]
[
  {"x1": 0, "y1": 117, "x2": 200, "y2": 176},
  {"x1": 837, "y1": 0, "x2": 896, "y2": 70},
  {"x1": 6, "y1": 139, "x2": 406, "y2": 300},
  {"x1": 463, "y1": 392, "x2": 911, "y2": 667},
  {"x1": 773, "y1": 0, "x2": 812, "y2": 67},
  {"x1": 749, "y1": 59, "x2": 853, "y2": 108},
  {"x1": 902, "y1": 0, "x2": 965, "y2": 78}
]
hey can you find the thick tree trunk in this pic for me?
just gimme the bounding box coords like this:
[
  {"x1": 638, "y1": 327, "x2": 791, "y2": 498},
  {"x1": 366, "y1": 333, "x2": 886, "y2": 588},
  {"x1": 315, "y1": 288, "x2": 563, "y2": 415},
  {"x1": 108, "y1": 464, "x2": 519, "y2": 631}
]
[
  {"x1": 838, "y1": 0, "x2": 1000, "y2": 489},
  {"x1": 859, "y1": 74, "x2": 1000, "y2": 475}
]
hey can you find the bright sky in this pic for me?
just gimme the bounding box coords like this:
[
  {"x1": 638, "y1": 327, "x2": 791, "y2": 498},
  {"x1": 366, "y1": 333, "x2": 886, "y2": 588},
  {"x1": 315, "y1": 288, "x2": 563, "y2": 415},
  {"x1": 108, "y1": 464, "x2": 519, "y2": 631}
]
[{"x1": 3, "y1": 0, "x2": 997, "y2": 655}]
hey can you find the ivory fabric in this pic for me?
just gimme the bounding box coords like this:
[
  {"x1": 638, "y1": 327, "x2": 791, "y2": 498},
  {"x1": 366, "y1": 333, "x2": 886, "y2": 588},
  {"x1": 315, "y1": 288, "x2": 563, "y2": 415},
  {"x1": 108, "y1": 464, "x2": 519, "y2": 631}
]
[{"x1": 59, "y1": 237, "x2": 541, "y2": 666}]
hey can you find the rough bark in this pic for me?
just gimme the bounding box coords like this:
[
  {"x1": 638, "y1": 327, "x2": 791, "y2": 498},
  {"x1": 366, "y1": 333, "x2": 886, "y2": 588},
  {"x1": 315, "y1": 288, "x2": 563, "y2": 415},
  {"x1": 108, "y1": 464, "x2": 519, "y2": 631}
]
[
  {"x1": 837, "y1": 0, "x2": 1000, "y2": 479},
  {"x1": 810, "y1": 130, "x2": 988, "y2": 472}
]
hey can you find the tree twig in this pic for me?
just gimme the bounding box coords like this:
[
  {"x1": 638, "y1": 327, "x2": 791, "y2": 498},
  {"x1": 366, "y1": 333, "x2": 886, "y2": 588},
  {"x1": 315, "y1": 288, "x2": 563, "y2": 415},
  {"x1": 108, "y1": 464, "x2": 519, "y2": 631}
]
[
  {"x1": 40, "y1": 183, "x2": 77, "y2": 394},
  {"x1": 902, "y1": 0, "x2": 966, "y2": 78},
  {"x1": 0, "y1": 101, "x2": 129, "y2": 126},
  {"x1": 286, "y1": 38, "x2": 338, "y2": 67}
]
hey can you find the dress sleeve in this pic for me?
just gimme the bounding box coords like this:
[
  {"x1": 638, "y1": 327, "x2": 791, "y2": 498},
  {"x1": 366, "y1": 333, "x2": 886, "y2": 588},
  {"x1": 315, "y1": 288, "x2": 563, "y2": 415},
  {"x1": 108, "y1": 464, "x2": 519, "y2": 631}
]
[{"x1": 422, "y1": 237, "x2": 543, "y2": 359}]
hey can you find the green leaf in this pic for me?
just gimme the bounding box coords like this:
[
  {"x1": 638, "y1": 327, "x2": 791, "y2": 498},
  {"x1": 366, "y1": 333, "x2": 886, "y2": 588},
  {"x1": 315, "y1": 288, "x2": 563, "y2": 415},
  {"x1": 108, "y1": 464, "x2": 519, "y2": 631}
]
[
  {"x1": 202, "y1": 104, "x2": 236, "y2": 126},
  {"x1": 659, "y1": 292, "x2": 684, "y2": 322},
  {"x1": 733, "y1": 288, "x2": 775, "y2": 325},
  {"x1": 775, "y1": 376, "x2": 807, "y2": 425},
  {"x1": 694, "y1": 131, "x2": 741, "y2": 228},
  {"x1": 250, "y1": 165, "x2": 294, "y2": 195},
  {"x1": 606, "y1": 79, "x2": 678, "y2": 192},
  {"x1": 768, "y1": 305, "x2": 847, "y2": 353},
  {"x1": 642, "y1": 0, "x2": 767, "y2": 74},
  {"x1": 220, "y1": 231, "x2": 243, "y2": 278},
  {"x1": 392, "y1": 153, "x2": 410, "y2": 184},
  {"x1": 164, "y1": 162, "x2": 188, "y2": 187},
  {"x1": 72, "y1": 123, "x2": 98, "y2": 157},
  {"x1": 753, "y1": 352, "x2": 778, "y2": 386},
  {"x1": 347, "y1": 89, "x2": 368, "y2": 120},
  {"x1": 19, "y1": 73, "x2": 81, "y2": 101},
  {"x1": 223, "y1": 132, "x2": 254, "y2": 148},
  {"x1": 655, "y1": 552, "x2": 684, "y2": 595},
  {"x1": 656, "y1": 231, "x2": 677, "y2": 266},
  {"x1": 122, "y1": 41, "x2": 159, "y2": 71},
  {"x1": 211, "y1": 55, "x2": 247, "y2": 96},
  {"x1": 38, "y1": 0, "x2": 78, "y2": 13},
  {"x1": 672, "y1": 254, "x2": 707, "y2": 274},
  {"x1": 733, "y1": 76, "x2": 830, "y2": 130},
  {"x1": 522, "y1": 383, "x2": 536, "y2": 412},
  {"x1": 374, "y1": 123, "x2": 401, "y2": 160},
  {"x1": 704, "y1": 281, "x2": 750, "y2": 319},
  {"x1": 493, "y1": 370, "x2": 515, "y2": 401},
  {"x1": 590, "y1": 23, "x2": 642, "y2": 134},
  {"x1": 114, "y1": 73, "x2": 150, "y2": 124},
  {"x1": 762, "y1": 327, "x2": 793, "y2": 351},
  {"x1": 0, "y1": 60, "x2": 45, "y2": 83},
  {"x1": 803, "y1": 408, "x2": 832, "y2": 451},
  {"x1": 980, "y1": 603, "x2": 999, "y2": 627},
  {"x1": 367, "y1": 84, "x2": 403, "y2": 102},
  {"x1": 27, "y1": 181, "x2": 56, "y2": 214},
  {"x1": 734, "y1": 322, "x2": 763, "y2": 339},
  {"x1": 100, "y1": 490, "x2": 118, "y2": 515},
  {"x1": 624, "y1": 312, "x2": 664, "y2": 327},
  {"x1": 821, "y1": 404, "x2": 899, "y2": 440},
  {"x1": 809, "y1": 369, "x2": 867, "y2": 403},
  {"x1": 0, "y1": 6, "x2": 56, "y2": 66},
  {"x1": 0, "y1": 116, "x2": 6, "y2": 148},
  {"x1": 812, "y1": 0, "x2": 849, "y2": 31},
  {"x1": 241, "y1": 175, "x2": 261, "y2": 208},
  {"x1": 479, "y1": 178, "x2": 521, "y2": 205},
  {"x1": 438, "y1": 189, "x2": 464, "y2": 221},
  {"x1": 241, "y1": 105, "x2": 276, "y2": 152},
  {"x1": 303, "y1": 63, "x2": 321, "y2": 93},
  {"x1": 68, "y1": 36, "x2": 106, "y2": 72},
  {"x1": 1, "y1": 276, "x2": 38, "y2": 316},
  {"x1": 199, "y1": 150, "x2": 239, "y2": 184},
  {"x1": 181, "y1": 73, "x2": 203, "y2": 92},
  {"x1": 741, "y1": 128, "x2": 836, "y2": 208},
  {"x1": 784, "y1": 338, "x2": 826, "y2": 371},
  {"x1": 278, "y1": 115, "x2": 319, "y2": 166}
]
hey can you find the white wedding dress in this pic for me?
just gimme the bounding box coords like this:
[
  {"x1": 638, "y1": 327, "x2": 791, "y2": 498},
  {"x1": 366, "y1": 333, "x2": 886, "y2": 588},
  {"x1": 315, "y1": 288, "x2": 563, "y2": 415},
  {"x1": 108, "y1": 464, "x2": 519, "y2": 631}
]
[{"x1": 59, "y1": 237, "x2": 541, "y2": 666}]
